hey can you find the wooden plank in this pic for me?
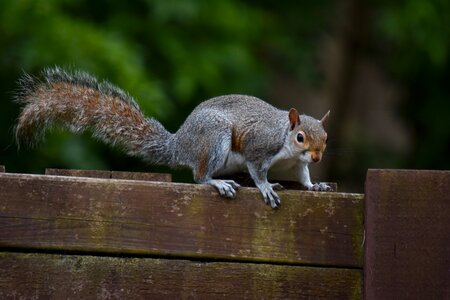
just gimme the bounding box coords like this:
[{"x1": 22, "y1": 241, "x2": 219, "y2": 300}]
[
  {"x1": 45, "y1": 168, "x2": 111, "y2": 178},
  {"x1": 111, "y1": 170, "x2": 171, "y2": 182},
  {"x1": 364, "y1": 169, "x2": 450, "y2": 300},
  {"x1": 0, "y1": 173, "x2": 363, "y2": 267},
  {"x1": 45, "y1": 168, "x2": 172, "y2": 182},
  {"x1": 0, "y1": 252, "x2": 362, "y2": 299}
]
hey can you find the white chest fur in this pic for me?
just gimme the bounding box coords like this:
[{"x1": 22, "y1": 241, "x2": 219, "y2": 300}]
[
  {"x1": 214, "y1": 151, "x2": 247, "y2": 177},
  {"x1": 214, "y1": 142, "x2": 303, "y2": 181},
  {"x1": 267, "y1": 145, "x2": 302, "y2": 181}
]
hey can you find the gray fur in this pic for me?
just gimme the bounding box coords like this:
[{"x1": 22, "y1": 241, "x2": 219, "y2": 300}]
[{"x1": 173, "y1": 95, "x2": 289, "y2": 174}]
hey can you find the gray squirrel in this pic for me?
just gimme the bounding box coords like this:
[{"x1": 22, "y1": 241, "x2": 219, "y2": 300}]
[{"x1": 15, "y1": 67, "x2": 331, "y2": 208}]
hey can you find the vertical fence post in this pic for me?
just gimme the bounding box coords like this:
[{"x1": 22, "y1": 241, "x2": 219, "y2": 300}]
[{"x1": 364, "y1": 169, "x2": 450, "y2": 299}]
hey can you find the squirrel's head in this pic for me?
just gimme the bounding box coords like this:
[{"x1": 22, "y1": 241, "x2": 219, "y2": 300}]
[{"x1": 288, "y1": 108, "x2": 329, "y2": 164}]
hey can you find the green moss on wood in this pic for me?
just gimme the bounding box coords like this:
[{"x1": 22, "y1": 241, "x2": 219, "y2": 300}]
[{"x1": 0, "y1": 252, "x2": 362, "y2": 299}]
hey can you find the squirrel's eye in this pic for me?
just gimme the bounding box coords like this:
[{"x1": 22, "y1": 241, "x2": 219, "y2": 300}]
[{"x1": 296, "y1": 132, "x2": 304, "y2": 143}]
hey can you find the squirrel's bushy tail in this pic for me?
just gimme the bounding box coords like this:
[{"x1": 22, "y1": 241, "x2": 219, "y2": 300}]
[{"x1": 15, "y1": 67, "x2": 173, "y2": 165}]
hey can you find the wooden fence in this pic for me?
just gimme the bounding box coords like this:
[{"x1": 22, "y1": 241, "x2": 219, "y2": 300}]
[{"x1": 0, "y1": 166, "x2": 448, "y2": 299}]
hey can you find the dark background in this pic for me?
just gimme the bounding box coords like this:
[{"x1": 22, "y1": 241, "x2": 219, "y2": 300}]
[{"x1": 1, "y1": 0, "x2": 449, "y2": 192}]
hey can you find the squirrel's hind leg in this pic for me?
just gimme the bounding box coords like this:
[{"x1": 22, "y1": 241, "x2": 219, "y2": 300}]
[{"x1": 192, "y1": 132, "x2": 241, "y2": 199}]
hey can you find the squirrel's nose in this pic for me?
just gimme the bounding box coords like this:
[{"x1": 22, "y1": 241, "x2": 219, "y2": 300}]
[{"x1": 311, "y1": 153, "x2": 321, "y2": 163}]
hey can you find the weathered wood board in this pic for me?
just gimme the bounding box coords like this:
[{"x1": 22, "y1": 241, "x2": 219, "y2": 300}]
[
  {"x1": 0, "y1": 172, "x2": 363, "y2": 267},
  {"x1": 45, "y1": 168, "x2": 172, "y2": 182},
  {"x1": 364, "y1": 169, "x2": 450, "y2": 300},
  {"x1": 0, "y1": 252, "x2": 362, "y2": 299}
]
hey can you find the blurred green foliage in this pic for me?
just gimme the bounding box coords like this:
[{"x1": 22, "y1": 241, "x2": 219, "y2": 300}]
[
  {"x1": 377, "y1": 0, "x2": 450, "y2": 169},
  {"x1": 0, "y1": 0, "x2": 448, "y2": 189}
]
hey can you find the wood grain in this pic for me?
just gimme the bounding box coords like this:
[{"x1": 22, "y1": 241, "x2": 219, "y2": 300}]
[
  {"x1": 45, "y1": 168, "x2": 172, "y2": 182},
  {"x1": 0, "y1": 172, "x2": 363, "y2": 267},
  {"x1": 111, "y1": 170, "x2": 171, "y2": 182},
  {"x1": 45, "y1": 168, "x2": 111, "y2": 178},
  {"x1": 0, "y1": 252, "x2": 362, "y2": 299},
  {"x1": 364, "y1": 169, "x2": 450, "y2": 300}
]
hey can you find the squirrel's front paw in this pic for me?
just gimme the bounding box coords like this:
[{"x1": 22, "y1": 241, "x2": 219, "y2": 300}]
[
  {"x1": 257, "y1": 183, "x2": 281, "y2": 209},
  {"x1": 309, "y1": 182, "x2": 332, "y2": 192}
]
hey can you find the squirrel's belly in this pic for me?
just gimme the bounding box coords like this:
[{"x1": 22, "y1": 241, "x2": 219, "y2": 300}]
[{"x1": 213, "y1": 151, "x2": 247, "y2": 176}]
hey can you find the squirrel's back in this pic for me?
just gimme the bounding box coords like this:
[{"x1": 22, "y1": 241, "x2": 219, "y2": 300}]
[{"x1": 191, "y1": 95, "x2": 284, "y2": 122}]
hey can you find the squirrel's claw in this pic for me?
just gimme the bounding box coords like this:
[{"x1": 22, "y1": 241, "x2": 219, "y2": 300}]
[
  {"x1": 271, "y1": 183, "x2": 284, "y2": 191},
  {"x1": 258, "y1": 183, "x2": 281, "y2": 209},
  {"x1": 225, "y1": 180, "x2": 241, "y2": 190},
  {"x1": 207, "y1": 179, "x2": 240, "y2": 199}
]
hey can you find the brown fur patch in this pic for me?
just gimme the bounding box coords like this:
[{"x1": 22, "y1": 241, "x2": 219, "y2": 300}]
[
  {"x1": 196, "y1": 151, "x2": 210, "y2": 180},
  {"x1": 231, "y1": 127, "x2": 246, "y2": 152}
]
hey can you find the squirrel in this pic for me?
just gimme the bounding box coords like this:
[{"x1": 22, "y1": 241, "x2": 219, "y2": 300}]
[{"x1": 14, "y1": 67, "x2": 331, "y2": 208}]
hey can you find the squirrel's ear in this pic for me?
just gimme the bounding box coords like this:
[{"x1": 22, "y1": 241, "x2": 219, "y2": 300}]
[
  {"x1": 288, "y1": 108, "x2": 300, "y2": 130},
  {"x1": 320, "y1": 110, "x2": 330, "y2": 126}
]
